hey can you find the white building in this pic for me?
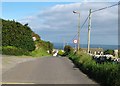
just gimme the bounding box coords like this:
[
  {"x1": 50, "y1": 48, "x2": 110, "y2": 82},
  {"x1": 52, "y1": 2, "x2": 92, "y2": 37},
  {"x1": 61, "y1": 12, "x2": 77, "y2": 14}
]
[
  {"x1": 32, "y1": 37, "x2": 36, "y2": 41},
  {"x1": 52, "y1": 49, "x2": 59, "y2": 56},
  {"x1": 114, "y1": 49, "x2": 118, "y2": 58}
]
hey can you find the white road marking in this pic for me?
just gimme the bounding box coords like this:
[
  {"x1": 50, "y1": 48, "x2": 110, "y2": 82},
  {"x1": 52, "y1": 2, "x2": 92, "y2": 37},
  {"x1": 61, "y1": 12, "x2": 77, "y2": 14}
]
[{"x1": 0, "y1": 82, "x2": 35, "y2": 84}]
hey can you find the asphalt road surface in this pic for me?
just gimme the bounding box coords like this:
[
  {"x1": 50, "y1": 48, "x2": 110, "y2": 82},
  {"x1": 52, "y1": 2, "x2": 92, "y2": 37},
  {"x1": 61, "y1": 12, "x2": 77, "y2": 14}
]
[{"x1": 2, "y1": 56, "x2": 98, "y2": 84}]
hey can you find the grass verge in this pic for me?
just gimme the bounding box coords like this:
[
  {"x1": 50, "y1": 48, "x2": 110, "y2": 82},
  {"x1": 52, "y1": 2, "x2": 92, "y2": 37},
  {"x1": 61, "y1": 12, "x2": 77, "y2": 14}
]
[
  {"x1": 30, "y1": 47, "x2": 51, "y2": 57},
  {"x1": 2, "y1": 46, "x2": 51, "y2": 58}
]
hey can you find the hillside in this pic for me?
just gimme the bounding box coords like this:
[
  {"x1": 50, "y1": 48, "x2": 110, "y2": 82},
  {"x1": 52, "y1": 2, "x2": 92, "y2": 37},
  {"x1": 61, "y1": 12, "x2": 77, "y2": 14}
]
[{"x1": 1, "y1": 19, "x2": 53, "y2": 56}]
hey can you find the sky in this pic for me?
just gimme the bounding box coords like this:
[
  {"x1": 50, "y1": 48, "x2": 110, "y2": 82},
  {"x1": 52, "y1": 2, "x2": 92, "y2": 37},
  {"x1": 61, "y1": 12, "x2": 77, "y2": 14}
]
[{"x1": 1, "y1": 0, "x2": 119, "y2": 45}]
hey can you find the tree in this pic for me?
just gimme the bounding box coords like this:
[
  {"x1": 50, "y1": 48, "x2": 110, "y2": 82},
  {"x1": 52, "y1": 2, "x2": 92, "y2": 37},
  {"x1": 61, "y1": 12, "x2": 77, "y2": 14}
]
[
  {"x1": 2, "y1": 19, "x2": 35, "y2": 51},
  {"x1": 47, "y1": 41, "x2": 53, "y2": 54},
  {"x1": 24, "y1": 23, "x2": 28, "y2": 26},
  {"x1": 64, "y1": 45, "x2": 73, "y2": 55}
]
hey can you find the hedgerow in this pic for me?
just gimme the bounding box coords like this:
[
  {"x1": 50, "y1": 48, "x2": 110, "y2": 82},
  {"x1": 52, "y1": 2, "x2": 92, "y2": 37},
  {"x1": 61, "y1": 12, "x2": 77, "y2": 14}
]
[
  {"x1": 68, "y1": 51, "x2": 120, "y2": 86},
  {"x1": 2, "y1": 46, "x2": 29, "y2": 56}
]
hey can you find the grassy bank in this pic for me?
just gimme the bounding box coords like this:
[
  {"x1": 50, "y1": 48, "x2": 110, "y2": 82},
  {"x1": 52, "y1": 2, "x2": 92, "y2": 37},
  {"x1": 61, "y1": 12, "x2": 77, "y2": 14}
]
[
  {"x1": 68, "y1": 51, "x2": 120, "y2": 86},
  {"x1": 30, "y1": 47, "x2": 51, "y2": 57},
  {"x1": 2, "y1": 46, "x2": 51, "y2": 57}
]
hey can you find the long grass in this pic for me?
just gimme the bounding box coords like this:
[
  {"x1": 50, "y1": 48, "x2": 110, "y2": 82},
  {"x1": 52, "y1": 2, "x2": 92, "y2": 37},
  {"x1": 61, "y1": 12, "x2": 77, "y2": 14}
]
[{"x1": 30, "y1": 46, "x2": 51, "y2": 57}]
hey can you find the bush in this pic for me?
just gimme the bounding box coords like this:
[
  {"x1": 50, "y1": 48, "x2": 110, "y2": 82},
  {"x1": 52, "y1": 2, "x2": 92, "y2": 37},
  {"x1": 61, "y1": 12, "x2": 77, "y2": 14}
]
[
  {"x1": 2, "y1": 19, "x2": 35, "y2": 51},
  {"x1": 118, "y1": 50, "x2": 120, "y2": 58},
  {"x1": 68, "y1": 51, "x2": 120, "y2": 86},
  {"x1": 104, "y1": 49, "x2": 114, "y2": 55},
  {"x1": 58, "y1": 50, "x2": 65, "y2": 56},
  {"x1": 46, "y1": 41, "x2": 53, "y2": 54},
  {"x1": 2, "y1": 46, "x2": 29, "y2": 56},
  {"x1": 64, "y1": 45, "x2": 73, "y2": 56},
  {"x1": 34, "y1": 40, "x2": 53, "y2": 54}
]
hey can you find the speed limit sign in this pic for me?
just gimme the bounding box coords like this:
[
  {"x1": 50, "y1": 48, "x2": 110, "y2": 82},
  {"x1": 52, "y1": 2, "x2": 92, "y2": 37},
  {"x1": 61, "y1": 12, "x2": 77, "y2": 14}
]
[{"x1": 73, "y1": 39, "x2": 78, "y2": 44}]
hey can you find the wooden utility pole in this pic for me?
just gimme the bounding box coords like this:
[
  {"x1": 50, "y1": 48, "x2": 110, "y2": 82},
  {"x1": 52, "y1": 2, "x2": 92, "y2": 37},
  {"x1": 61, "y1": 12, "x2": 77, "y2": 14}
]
[
  {"x1": 87, "y1": 9, "x2": 92, "y2": 53},
  {"x1": 77, "y1": 13, "x2": 80, "y2": 51}
]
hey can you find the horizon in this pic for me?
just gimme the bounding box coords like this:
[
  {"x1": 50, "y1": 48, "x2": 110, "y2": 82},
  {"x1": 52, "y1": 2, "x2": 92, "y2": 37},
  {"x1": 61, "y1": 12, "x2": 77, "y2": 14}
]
[
  {"x1": 53, "y1": 42, "x2": 119, "y2": 46},
  {"x1": 53, "y1": 42, "x2": 119, "y2": 50}
]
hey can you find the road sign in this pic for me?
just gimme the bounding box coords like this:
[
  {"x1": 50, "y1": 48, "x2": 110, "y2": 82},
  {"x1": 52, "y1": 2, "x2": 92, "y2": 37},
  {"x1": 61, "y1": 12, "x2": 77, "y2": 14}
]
[{"x1": 73, "y1": 39, "x2": 78, "y2": 44}]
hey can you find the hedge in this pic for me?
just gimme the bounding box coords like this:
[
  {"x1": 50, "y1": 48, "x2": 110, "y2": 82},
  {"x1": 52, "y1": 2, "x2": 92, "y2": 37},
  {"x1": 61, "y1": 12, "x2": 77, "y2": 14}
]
[
  {"x1": 2, "y1": 46, "x2": 30, "y2": 56},
  {"x1": 68, "y1": 51, "x2": 120, "y2": 86}
]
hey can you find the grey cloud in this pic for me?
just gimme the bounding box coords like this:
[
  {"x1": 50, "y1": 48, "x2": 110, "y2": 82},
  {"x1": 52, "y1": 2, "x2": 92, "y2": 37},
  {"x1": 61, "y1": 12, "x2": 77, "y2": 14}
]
[{"x1": 18, "y1": 2, "x2": 118, "y2": 45}]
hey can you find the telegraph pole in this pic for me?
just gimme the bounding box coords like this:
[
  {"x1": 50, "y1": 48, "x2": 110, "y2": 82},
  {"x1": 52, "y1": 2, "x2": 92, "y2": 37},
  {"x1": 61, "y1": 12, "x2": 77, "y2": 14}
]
[
  {"x1": 87, "y1": 9, "x2": 92, "y2": 53},
  {"x1": 78, "y1": 13, "x2": 80, "y2": 51}
]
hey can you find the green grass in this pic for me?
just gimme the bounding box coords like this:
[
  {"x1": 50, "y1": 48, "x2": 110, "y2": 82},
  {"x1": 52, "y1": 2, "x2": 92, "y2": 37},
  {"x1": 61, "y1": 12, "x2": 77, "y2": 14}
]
[
  {"x1": 2, "y1": 46, "x2": 29, "y2": 56},
  {"x1": 30, "y1": 47, "x2": 51, "y2": 57},
  {"x1": 2, "y1": 45, "x2": 52, "y2": 58}
]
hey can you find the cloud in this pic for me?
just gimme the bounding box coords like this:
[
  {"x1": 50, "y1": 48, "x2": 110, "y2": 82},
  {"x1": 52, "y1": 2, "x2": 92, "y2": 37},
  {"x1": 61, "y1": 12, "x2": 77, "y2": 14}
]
[
  {"x1": 18, "y1": 2, "x2": 118, "y2": 45},
  {"x1": 2, "y1": 0, "x2": 119, "y2": 2},
  {"x1": 83, "y1": 0, "x2": 119, "y2": 2}
]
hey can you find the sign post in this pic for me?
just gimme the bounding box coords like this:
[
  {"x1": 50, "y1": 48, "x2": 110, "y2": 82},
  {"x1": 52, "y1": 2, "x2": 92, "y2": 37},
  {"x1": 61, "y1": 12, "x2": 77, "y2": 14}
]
[{"x1": 73, "y1": 39, "x2": 78, "y2": 51}]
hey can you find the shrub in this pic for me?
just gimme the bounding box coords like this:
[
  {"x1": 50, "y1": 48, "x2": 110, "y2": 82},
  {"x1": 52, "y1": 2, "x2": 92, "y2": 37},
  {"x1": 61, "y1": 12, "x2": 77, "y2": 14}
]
[
  {"x1": 118, "y1": 50, "x2": 120, "y2": 58},
  {"x1": 58, "y1": 50, "x2": 65, "y2": 56},
  {"x1": 2, "y1": 46, "x2": 29, "y2": 56},
  {"x1": 2, "y1": 19, "x2": 35, "y2": 51},
  {"x1": 104, "y1": 49, "x2": 114, "y2": 55},
  {"x1": 68, "y1": 51, "x2": 120, "y2": 86},
  {"x1": 64, "y1": 45, "x2": 73, "y2": 56}
]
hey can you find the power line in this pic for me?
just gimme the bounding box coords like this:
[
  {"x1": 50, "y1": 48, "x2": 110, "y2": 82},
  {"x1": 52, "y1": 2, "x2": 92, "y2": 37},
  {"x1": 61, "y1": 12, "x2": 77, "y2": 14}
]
[
  {"x1": 81, "y1": 2, "x2": 120, "y2": 29},
  {"x1": 68, "y1": 33, "x2": 77, "y2": 43},
  {"x1": 68, "y1": 2, "x2": 120, "y2": 44},
  {"x1": 81, "y1": 15, "x2": 89, "y2": 29},
  {"x1": 92, "y1": 2, "x2": 120, "y2": 13},
  {"x1": 87, "y1": 2, "x2": 119, "y2": 52},
  {"x1": 68, "y1": 15, "x2": 89, "y2": 43},
  {"x1": 72, "y1": 33, "x2": 77, "y2": 40}
]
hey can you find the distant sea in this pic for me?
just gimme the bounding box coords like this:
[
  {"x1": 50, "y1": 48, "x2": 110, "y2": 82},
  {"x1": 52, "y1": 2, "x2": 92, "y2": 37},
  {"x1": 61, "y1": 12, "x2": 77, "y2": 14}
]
[{"x1": 53, "y1": 43, "x2": 118, "y2": 50}]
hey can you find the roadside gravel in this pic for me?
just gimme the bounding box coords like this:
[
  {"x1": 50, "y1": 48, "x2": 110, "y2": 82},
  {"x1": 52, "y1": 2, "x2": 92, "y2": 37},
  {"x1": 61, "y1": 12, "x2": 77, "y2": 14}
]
[{"x1": 1, "y1": 55, "x2": 37, "y2": 73}]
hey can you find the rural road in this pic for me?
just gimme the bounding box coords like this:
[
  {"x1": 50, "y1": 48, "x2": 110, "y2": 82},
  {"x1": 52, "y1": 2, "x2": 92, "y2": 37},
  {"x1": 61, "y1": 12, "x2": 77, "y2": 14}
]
[{"x1": 2, "y1": 56, "x2": 99, "y2": 84}]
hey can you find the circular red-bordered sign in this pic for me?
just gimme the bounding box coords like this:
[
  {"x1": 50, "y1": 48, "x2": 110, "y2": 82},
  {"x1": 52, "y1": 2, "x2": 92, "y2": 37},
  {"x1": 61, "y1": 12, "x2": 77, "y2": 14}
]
[{"x1": 73, "y1": 40, "x2": 78, "y2": 44}]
